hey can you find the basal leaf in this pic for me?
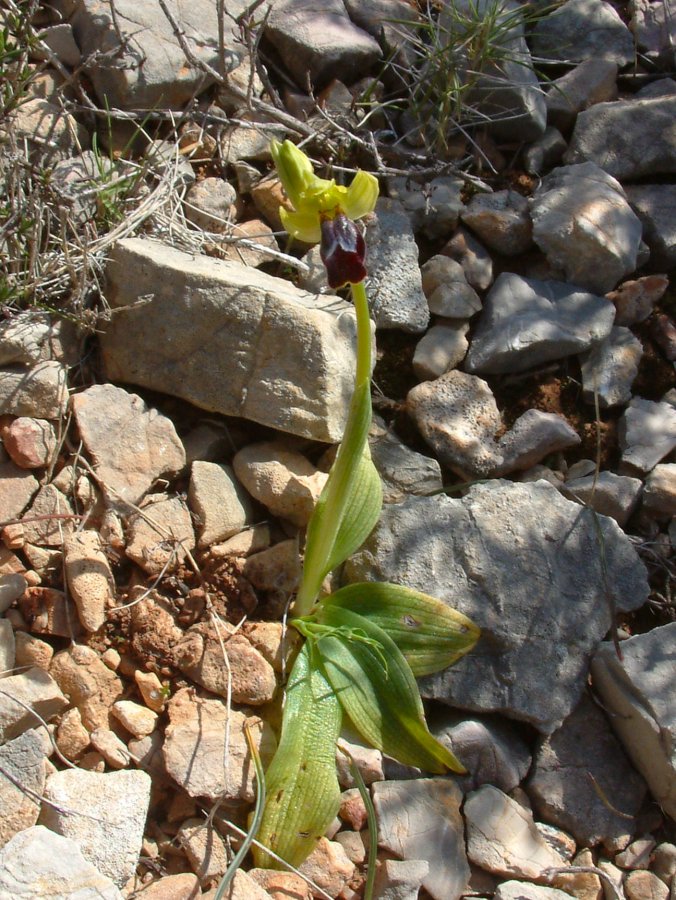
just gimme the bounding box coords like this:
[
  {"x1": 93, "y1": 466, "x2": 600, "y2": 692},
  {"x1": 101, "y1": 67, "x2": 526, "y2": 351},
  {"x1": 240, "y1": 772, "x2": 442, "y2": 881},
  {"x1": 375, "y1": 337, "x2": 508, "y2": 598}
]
[
  {"x1": 313, "y1": 605, "x2": 466, "y2": 774},
  {"x1": 253, "y1": 643, "x2": 342, "y2": 868},
  {"x1": 322, "y1": 582, "x2": 479, "y2": 676}
]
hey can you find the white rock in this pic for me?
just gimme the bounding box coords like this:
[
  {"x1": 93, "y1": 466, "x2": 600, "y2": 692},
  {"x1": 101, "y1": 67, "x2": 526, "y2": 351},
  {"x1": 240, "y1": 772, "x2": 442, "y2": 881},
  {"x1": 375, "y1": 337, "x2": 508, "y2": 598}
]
[
  {"x1": 496, "y1": 409, "x2": 581, "y2": 475},
  {"x1": 89, "y1": 727, "x2": 131, "y2": 768},
  {"x1": 413, "y1": 322, "x2": 469, "y2": 379},
  {"x1": 619, "y1": 398, "x2": 676, "y2": 474},
  {"x1": 373, "y1": 858, "x2": 429, "y2": 900},
  {"x1": 188, "y1": 461, "x2": 253, "y2": 547},
  {"x1": 643, "y1": 464, "x2": 676, "y2": 518},
  {"x1": 0, "y1": 667, "x2": 67, "y2": 742},
  {"x1": 0, "y1": 824, "x2": 123, "y2": 899},
  {"x1": 0, "y1": 730, "x2": 46, "y2": 844},
  {"x1": 373, "y1": 778, "x2": 469, "y2": 900},
  {"x1": 465, "y1": 785, "x2": 566, "y2": 881},
  {"x1": 580, "y1": 326, "x2": 643, "y2": 408},
  {"x1": 495, "y1": 881, "x2": 574, "y2": 900},
  {"x1": 112, "y1": 700, "x2": 158, "y2": 738},
  {"x1": 591, "y1": 623, "x2": 676, "y2": 821},
  {"x1": 71, "y1": 383, "x2": 186, "y2": 508},
  {"x1": 162, "y1": 688, "x2": 276, "y2": 802},
  {"x1": 63, "y1": 531, "x2": 115, "y2": 632},
  {"x1": 561, "y1": 471, "x2": 643, "y2": 527},
  {"x1": 0, "y1": 361, "x2": 69, "y2": 418},
  {"x1": 40, "y1": 768, "x2": 152, "y2": 886},
  {"x1": 0, "y1": 616, "x2": 15, "y2": 677},
  {"x1": 233, "y1": 441, "x2": 328, "y2": 527},
  {"x1": 420, "y1": 255, "x2": 482, "y2": 319}
]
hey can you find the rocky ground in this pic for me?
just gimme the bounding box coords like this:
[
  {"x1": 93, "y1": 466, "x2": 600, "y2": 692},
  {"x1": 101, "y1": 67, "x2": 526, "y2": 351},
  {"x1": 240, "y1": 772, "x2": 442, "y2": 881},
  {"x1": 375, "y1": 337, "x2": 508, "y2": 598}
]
[{"x1": 0, "y1": 0, "x2": 675, "y2": 898}]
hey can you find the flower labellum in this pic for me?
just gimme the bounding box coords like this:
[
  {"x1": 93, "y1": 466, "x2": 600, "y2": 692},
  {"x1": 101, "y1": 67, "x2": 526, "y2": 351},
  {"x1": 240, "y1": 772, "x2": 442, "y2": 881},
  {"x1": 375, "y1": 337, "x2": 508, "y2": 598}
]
[{"x1": 320, "y1": 214, "x2": 367, "y2": 289}]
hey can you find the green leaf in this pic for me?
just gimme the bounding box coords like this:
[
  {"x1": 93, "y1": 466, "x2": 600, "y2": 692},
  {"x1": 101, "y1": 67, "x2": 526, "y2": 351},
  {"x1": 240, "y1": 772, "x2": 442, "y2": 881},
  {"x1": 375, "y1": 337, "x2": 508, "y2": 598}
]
[
  {"x1": 313, "y1": 605, "x2": 467, "y2": 774},
  {"x1": 297, "y1": 379, "x2": 382, "y2": 611},
  {"x1": 253, "y1": 643, "x2": 342, "y2": 869},
  {"x1": 322, "y1": 582, "x2": 479, "y2": 676}
]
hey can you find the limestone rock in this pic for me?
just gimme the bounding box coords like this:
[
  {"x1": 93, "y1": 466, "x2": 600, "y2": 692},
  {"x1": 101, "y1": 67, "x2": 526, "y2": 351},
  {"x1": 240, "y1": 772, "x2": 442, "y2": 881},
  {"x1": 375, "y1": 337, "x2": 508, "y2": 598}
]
[
  {"x1": 233, "y1": 442, "x2": 327, "y2": 527},
  {"x1": 134, "y1": 873, "x2": 201, "y2": 899},
  {"x1": 495, "y1": 882, "x2": 574, "y2": 900},
  {"x1": 7, "y1": 98, "x2": 88, "y2": 164},
  {"x1": 619, "y1": 397, "x2": 676, "y2": 474},
  {"x1": 184, "y1": 177, "x2": 237, "y2": 232},
  {"x1": 441, "y1": 226, "x2": 493, "y2": 291},
  {"x1": 413, "y1": 322, "x2": 469, "y2": 379},
  {"x1": 298, "y1": 837, "x2": 356, "y2": 899},
  {"x1": 407, "y1": 370, "x2": 503, "y2": 477},
  {"x1": 561, "y1": 471, "x2": 643, "y2": 527},
  {"x1": 49, "y1": 644, "x2": 123, "y2": 732},
  {"x1": 465, "y1": 273, "x2": 614, "y2": 375},
  {"x1": 465, "y1": 785, "x2": 566, "y2": 880},
  {"x1": 369, "y1": 419, "x2": 443, "y2": 504},
  {"x1": 173, "y1": 623, "x2": 277, "y2": 705},
  {"x1": 532, "y1": 0, "x2": 634, "y2": 65},
  {"x1": 643, "y1": 464, "x2": 676, "y2": 517},
  {"x1": 608, "y1": 276, "x2": 669, "y2": 326},
  {"x1": 111, "y1": 700, "x2": 158, "y2": 739},
  {"x1": 242, "y1": 540, "x2": 301, "y2": 594},
  {"x1": 625, "y1": 871, "x2": 670, "y2": 900},
  {"x1": 0, "y1": 825, "x2": 123, "y2": 899},
  {"x1": 189, "y1": 462, "x2": 253, "y2": 548},
  {"x1": 72, "y1": 0, "x2": 247, "y2": 109},
  {"x1": 63, "y1": 531, "x2": 115, "y2": 633},
  {"x1": 0, "y1": 730, "x2": 46, "y2": 844},
  {"x1": 625, "y1": 185, "x2": 676, "y2": 270},
  {"x1": 2, "y1": 417, "x2": 57, "y2": 469},
  {"x1": 345, "y1": 481, "x2": 649, "y2": 732},
  {"x1": 0, "y1": 461, "x2": 38, "y2": 520},
  {"x1": 527, "y1": 693, "x2": 646, "y2": 850},
  {"x1": 420, "y1": 255, "x2": 482, "y2": 319},
  {"x1": 524, "y1": 127, "x2": 567, "y2": 176},
  {"x1": 496, "y1": 409, "x2": 581, "y2": 475},
  {"x1": 545, "y1": 59, "x2": 618, "y2": 131},
  {"x1": 264, "y1": 0, "x2": 381, "y2": 88},
  {"x1": 0, "y1": 667, "x2": 67, "y2": 743},
  {"x1": 21, "y1": 484, "x2": 74, "y2": 547},
  {"x1": 0, "y1": 361, "x2": 68, "y2": 418},
  {"x1": 125, "y1": 493, "x2": 196, "y2": 574},
  {"x1": 461, "y1": 190, "x2": 533, "y2": 257},
  {"x1": 40, "y1": 768, "x2": 151, "y2": 886},
  {"x1": 591, "y1": 623, "x2": 676, "y2": 821},
  {"x1": 71, "y1": 383, "x2": 185, "y2": 508},
  {"x1": 565, "y1": 96, "x2": 676, "y2": 180},
  {"x1": 162, "y1": 688, "x2": 276, "y2": 801},
  {"x1": 388, "y1": 175, "x2": 464, "y2": 239},
  {"x1": 0, "y1": 617, "x2": 15, "y2": 677},
  {"x1": 531, "y1": 163, "x2": 642, "y2": 294},
  {"x1": 372, "y1": 858, "x2": 430, "y2": 900},
  {"x1": 372, "y1": 778, "x2": 469, "y2": 900},
  {"x1": 580, "y1": 326, "x2": 642, "y2": 409},
  {"x1": 101, "y1": 238, "x2": 359, "y2": 442},
  {"x1": 365, "y1": 198, "x2": 429, "y2": 333},
  {"x1": 89, "y1": 727, "x2": 131, "y2": 769},
  {"x1": 177, "y1": 819, "x2": 229, "y2": 886}
]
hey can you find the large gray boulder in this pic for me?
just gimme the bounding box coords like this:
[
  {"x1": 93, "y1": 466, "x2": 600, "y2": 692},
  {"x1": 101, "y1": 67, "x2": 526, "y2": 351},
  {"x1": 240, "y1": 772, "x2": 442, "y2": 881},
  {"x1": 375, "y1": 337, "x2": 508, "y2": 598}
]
[
  {"x1": 464, "y1": 273, "x2": 614, "y2": 374},
  {"x1": 565, "y1": 96, "x2": 676, "y2": 180},
  {"x1": 345, "y1": 480, "x2": 649, "y2": 732},
  {"x1": 591, "y1": 622, "x2": 676, "y2": 821},
  {"x1": 71, "y1": 0, "x2": 248, "y2": 109},
  {"x1": 101, "y1": 238, "x2": 360, "y2": 443},
  {"x1": 530, "y1": 163, "x2": 643, "y2": 294}
]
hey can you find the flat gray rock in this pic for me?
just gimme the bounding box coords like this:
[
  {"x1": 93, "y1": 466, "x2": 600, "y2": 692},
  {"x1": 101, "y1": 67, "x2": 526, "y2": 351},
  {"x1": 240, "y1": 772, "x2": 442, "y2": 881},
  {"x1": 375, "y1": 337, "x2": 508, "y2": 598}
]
[
  {"x1": 40, "y1": 768, "x2": 152, "y2": 887},
  {"x1": 495, "y1": 882, "x2": 574, "y2": 900},
  {"x1": 465, "y1": 273, "x2": 614, "y2": 375},
  {"x1": 369, "y1": 420, "x2": 443, "y2": 504},
  {"x1": 561, "y1": 470, "x2": 643, "y2": 527},
  {"x1": 372, "y1": 778, "x2": 469, "y2": 900},
  {"x1": 0, "y1": 667, "x2": 67, "y2": 743},
  {"x1": 532, "y1": 0, "x2": 634, "y2": 65},
  {"x1": 527, "y1": 693, "x2": 647, "y2": 849},
  {"x1": 591, "y1": 622, "x2": 676, "y2": 821},
  {"x1": 545, "y1": 59, "x2": 618, "y2": 132},
  {"x1": 625, "y1": 184, "x2": 676, "y2": 271},
  {"x1": 531, "y1": 163, "x2": 642, "y2": 294},
  {"x1": 580, "y1": 325, "x2": 643, "y2": 408},
  {"x1": 345, "y1": 480, "x2": 649, "y2": 732},
  {"x1": 365, "y1": 199, "x2": 429, "y2": 333},
  {"x1": 496, "y1": 409, "x2": 580, "y2": 475},
  {"x1": 407, "y1": 370, "x2": 503, "y2": 477},
  {"x1": 72, "y1": 0, "x2": 247, "y2": 109},
  {"x1": 101, "y1": 238, "x2": 359, "y2": 442},
  {"x1": 619, "y1": 397, "x2": 676, "y2": 474},
  {"x1": 430, "y1": 712, "x2": 532, "y2": 794},
  {"x1": 565, "y1": 96, "x2": 676, "y2": 180},
  {"x1": 0, "y1": 825, "x2": 123, "y2": 899},
  {"x1": 71, "y1": 383, "x2": 185, "y2": 509},
  {"x1": 413, "y1": 322, "x2": 469, "y2": 380},
  {"x1": 420, "y1": 255, "x2": 482, "y2": 320},
  {"x1": 0, "y1": 361, "x2": 68, "y2": 419},
  {"x1": 0, "y1": 730, "x2": 46, "y2": 845},
  {"x1": 465, "y1": 785, "x2": 566, "y2": 880},
  {"x1": 265, "y1": 0, "x2": 381, "y2": 88},
  {"x1": 388, "y1": 175, "x2": 464, "y2": 240}
]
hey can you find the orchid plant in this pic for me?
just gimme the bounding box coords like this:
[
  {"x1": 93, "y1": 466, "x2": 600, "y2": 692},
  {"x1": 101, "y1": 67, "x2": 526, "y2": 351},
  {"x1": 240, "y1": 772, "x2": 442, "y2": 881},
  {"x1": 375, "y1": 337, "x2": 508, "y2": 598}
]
[{"x1": 253, "y1": 141, "x2": 479, "y2": 870}]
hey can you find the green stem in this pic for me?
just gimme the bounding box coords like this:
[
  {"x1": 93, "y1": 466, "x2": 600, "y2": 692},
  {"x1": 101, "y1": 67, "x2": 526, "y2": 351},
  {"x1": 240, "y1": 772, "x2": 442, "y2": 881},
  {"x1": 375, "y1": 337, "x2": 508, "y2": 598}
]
[{"x1": 293, "y1": 279, "x2": 372, "y2": 616}]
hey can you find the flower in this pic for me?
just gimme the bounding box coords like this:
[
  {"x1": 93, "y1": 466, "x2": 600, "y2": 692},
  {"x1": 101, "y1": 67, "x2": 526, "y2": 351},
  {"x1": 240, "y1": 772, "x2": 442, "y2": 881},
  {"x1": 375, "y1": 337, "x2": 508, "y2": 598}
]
[{"x1": 270, "y1": 139, "x2": 378, "y2": 246}]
